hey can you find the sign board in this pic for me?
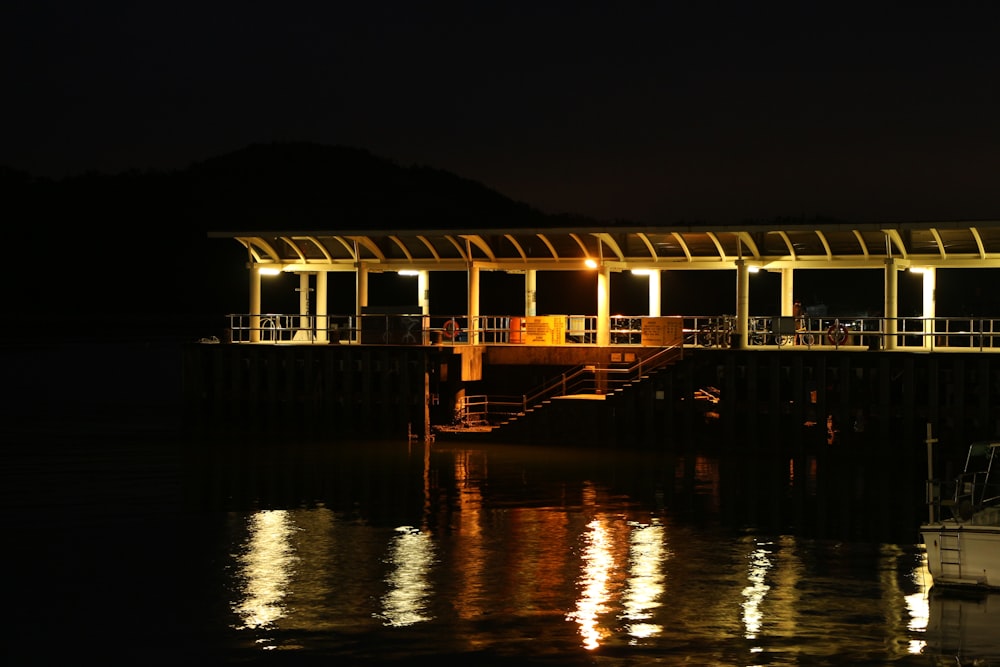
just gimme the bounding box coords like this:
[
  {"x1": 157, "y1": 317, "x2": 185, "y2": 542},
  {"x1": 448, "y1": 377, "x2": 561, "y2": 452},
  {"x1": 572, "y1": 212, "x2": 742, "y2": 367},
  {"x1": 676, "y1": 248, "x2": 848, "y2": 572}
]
[
  {"x1": 525, "y1": 315, "x2": 566, "y2": 345},
  {"x1": 641, "y1": 316, "x2": 684, "y2": 346}
]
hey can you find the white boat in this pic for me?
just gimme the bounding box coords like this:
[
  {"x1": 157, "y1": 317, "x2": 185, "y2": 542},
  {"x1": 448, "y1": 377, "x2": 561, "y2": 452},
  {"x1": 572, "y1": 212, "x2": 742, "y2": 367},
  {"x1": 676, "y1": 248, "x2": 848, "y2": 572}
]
[{"x1": 920, "y1": 435, "x2": 1000, "y2": 590}]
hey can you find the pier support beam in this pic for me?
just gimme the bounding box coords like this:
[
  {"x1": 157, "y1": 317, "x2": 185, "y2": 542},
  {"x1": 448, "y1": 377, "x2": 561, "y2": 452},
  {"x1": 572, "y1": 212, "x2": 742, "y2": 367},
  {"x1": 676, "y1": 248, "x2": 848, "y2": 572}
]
[
  {"x1": 250, "y1": 264, "x2": 263, "y2": 343},
  {"x1": 525, "y1": 269, "x2": 537, "y2": 316},
  {"x1": 298, "y1": 273, "x2": 311, "y2": 335},
  {"x1": 597, "y1": 264, "x2": 611, "y2": 346},
  {"x1": 736, "y1": 259, "x2": 750, "y2": 349},
  {"x1": 922, "y1": 267, "x2": 936, "y2": 350},
  {"x1": 885, "y1": 258, "x2": 898, "y2": 350},
  {"x1": 418, "y1": 270, "x2": 429, "y2": 344},
  {"x1": 648, "y1": 270, "x2": 661, "y2": 317},
  {"x1": 316, "y1": 271, "x2": 328, "y2": 343},
  {"x1": 468, "y1": 263, "x2": 480, "y2": 344},
  {"x1": 781, "y1": 268, "x2": 795, "y2": 316}
]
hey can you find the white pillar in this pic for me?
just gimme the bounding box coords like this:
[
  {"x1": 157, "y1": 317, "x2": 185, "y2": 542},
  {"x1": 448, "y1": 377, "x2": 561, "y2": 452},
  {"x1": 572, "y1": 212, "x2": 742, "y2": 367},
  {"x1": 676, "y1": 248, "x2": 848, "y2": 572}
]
[
  {"x1": 315, "y1": 271, "x2": 328, "y2": 343},
  {"x1": 525, "y1": 269, "x2": 537, "y2": 316},
  {"x1": 648, "y1": 270, "x2": 661, "y2": 317},
  {"x1": 597, "y1": 265, "x2": 611, "y2": 346},
  {"x1": 418, "y1": 270, "x2": 429, "y2": 345},
  {"x1": 884, "y1": 258, "x2": 898, "y2": 350},
  {"x1": 781, "y1": 268, "x2": 795, "y2": 316},
  {"x1": 356, "y1": 263, "x2": 369, "y2": 344},
  {"x1": 249, "y1": 264, "x2": 263, "y2": 343},
  {"x1": 735, "y1": 260, "x2": 750, "y2": 349},
  {"x1": 356, "y1": 263, "x2": 369, "y2": 313},
  {"x1": 923, "y1": 267, "x2": 936, "y2": 349},
  {"x1": 417, "y1": 271, "x2": 429, "y2": 314},
  {"x1": 468, "y1": 264, "x2": 480, "y2": 344},
  {"x1": 298, "y1": 273, "x2": 311, "y2": 334}
]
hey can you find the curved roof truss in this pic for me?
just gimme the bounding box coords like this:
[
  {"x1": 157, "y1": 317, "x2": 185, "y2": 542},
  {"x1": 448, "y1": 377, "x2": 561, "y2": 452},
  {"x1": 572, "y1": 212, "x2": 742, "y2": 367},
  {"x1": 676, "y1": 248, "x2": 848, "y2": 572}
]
[{"x1": 214, "y1": 221, "x2": 1000, "y2": 274}]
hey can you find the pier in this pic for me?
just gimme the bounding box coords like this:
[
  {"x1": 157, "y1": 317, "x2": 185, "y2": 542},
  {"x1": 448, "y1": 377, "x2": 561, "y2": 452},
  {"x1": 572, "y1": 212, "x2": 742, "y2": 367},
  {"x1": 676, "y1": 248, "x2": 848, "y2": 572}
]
[{"x1": 186, "y1": 220, "x2": 1000, "y2": 447}]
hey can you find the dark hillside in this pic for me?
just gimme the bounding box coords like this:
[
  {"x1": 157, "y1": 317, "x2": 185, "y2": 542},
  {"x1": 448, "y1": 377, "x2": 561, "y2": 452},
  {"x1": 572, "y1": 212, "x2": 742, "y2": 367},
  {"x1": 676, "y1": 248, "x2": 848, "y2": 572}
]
[
  {"x1": 2, "y1": 142, "x2": 602, "y2": 342},
  {"x1": 181, "y1": 142, "x2": 555, "y2": 230}
]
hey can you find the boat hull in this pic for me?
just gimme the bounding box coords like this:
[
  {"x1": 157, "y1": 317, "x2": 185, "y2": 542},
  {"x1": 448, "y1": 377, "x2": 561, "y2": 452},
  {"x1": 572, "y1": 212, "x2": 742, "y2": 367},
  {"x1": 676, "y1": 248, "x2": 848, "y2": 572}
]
[{"x1": 920, "y1": 523, "x2": 1000, "y2": 589}]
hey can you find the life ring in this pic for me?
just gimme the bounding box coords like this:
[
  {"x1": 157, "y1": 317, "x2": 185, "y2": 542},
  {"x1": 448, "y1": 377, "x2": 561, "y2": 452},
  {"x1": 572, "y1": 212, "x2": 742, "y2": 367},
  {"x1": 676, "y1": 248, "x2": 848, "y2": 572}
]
[
  {"x1": 827, "y1": 323, "x2": 848, "y2": 345},
  {"x1": 443, "y1": 319, "x2": 459, "y2": 340}
]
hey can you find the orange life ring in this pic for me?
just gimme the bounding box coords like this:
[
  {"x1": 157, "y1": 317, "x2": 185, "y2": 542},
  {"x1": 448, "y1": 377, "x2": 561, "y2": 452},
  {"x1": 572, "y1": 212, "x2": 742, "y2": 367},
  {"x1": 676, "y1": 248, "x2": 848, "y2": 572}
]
[
  {"x1": 443, "y1": 319, "x2": 459, "y2": 340},
  {"x1": 827, "y1": 323, "x2": 848, "y2": 345}
]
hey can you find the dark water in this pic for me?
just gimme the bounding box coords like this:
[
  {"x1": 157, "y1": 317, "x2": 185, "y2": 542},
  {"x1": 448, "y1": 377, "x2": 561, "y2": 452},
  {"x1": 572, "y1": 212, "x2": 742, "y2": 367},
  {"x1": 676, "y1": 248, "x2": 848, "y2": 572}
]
[{"x1": 4, "y1": 429, "x2": 999, "y2": 666}]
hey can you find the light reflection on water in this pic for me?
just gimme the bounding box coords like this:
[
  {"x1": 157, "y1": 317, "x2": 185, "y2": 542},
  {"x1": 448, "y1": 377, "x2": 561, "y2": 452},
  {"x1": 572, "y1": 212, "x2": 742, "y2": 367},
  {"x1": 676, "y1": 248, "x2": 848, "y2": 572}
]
[
  {"x1": 621, "y1": 520, "x2": 666, "y2": 642},
  {"x1": 232, "y1": 509, "x2": 298, "y2": 634},
  {"x1": 377, "y1": 526, "x2": 436, "y2": 627},
  {"x1": 741, "y1": 539, "x2": 772, "y2": 643},
  {"x1": 207, "y1": 439, "x2": 989, "y2": 665}
]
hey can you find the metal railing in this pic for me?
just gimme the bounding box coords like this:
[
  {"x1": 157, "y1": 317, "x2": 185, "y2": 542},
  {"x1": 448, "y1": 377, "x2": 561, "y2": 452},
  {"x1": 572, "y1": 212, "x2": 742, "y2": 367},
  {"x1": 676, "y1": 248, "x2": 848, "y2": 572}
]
[{"x1": 223, "y1": 313, "x2": 1000, "y2": 351}]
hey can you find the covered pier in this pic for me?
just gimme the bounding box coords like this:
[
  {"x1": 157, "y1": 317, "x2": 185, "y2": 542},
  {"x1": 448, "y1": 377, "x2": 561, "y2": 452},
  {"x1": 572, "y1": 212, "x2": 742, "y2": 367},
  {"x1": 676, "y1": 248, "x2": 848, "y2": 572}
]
[
  {"x1": 209, "y1": 219, "x2": 1000, "y2": 351},
  {"x1": 187, "y1": 219, "x2": 1000, "y2": 446}
]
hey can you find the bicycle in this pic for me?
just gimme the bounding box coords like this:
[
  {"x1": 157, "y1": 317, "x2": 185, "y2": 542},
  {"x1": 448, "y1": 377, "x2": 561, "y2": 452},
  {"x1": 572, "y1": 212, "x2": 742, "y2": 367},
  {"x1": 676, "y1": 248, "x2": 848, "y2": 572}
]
[
  {"x1": 748, "y1": 317, "x2": 766, "y2": 345},
  {"x1": 699, "y1": 315, "x2": 734, "y2": 348}
]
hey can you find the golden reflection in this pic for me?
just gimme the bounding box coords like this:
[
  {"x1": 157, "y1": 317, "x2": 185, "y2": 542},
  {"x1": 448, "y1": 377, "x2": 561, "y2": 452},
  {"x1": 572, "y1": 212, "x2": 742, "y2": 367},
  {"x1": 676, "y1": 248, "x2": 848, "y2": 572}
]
[
  {"x1": 378, "y1": 526, "x2": 436, "y2": 626},
  {"x1": 904, "y1": 550, "x2": 931, "y2": 655},
  {"x1": 876, "y1": 543, "x2": 931, "y2": 658},
  {"x1": 741, "y1": 541, "x2": 773, "y2": 640},
  {"x1": 567, "y1": 517, "x2": 614, "y2": 650},
  {"x1": 621, "y1": 520, "x2": 666, "y2": 641},
  {"x1": 232, "y1": 510, "x2": 298, "y2": 632},
  {"x1": 453, "y1": 448, "x2": 487, "y2": 621}
]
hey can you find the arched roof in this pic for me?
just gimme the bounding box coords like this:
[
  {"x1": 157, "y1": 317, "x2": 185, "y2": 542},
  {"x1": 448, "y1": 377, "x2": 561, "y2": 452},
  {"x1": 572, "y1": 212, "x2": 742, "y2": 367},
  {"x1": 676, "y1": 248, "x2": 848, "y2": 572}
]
[{"x1": 209, "y1": 219, "x2": 1000, "y2": 274}]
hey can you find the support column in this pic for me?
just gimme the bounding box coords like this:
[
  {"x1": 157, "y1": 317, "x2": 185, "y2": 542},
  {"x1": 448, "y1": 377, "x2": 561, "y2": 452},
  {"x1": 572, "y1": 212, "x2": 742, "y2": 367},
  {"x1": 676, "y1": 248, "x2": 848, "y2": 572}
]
[
  {"x1": 525, "y1": 269, "x2": 537, "y2": 316},
  {"x1": 418, "y1": 270, "x2": 429, "y2": 345},
  {"x1": 418, "y1": 270, "x2": 429, "y2": 315},
  {"x1": 648, "y1": 270, "x2": 661, "y2": 317},
  {"x1": 923, "y1": 267, "x2": 936, "y2": 350},
  {"x1": 468, "y1": 264, "x2": 480, "y2": 344},
  {"x1": 885, "y1": 258, "x2": 898, "y2": 350},
  {"x1": 781, "y1": 268, "x2": 795, "y2": 316},
  {"x1": 597, "y1": 265, "x2": 611, "y2": 346},
  {"x1": 356, "y1": 262, "x2": 369, "y2": 344},
  {"x1": 249, "y1": 264, "x2": 263, "y2": 343},
  {"x1": 315, "y1": 271, "x2": 328, "y2": 343},
  {"x1": 298, "y1": 273, "x2": 311, "y2": 335},
  {"x1": 735, "y1": 259, "x2": 749, "y2": 349}
]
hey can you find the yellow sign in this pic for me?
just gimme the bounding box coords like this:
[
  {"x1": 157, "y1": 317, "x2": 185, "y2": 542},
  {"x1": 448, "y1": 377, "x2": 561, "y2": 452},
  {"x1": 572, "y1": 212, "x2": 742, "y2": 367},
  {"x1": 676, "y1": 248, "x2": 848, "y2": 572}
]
[
  {"x1": 641, "y1": 316, "x2": 684, "y2": 346},
  {"x1": 525, "y1": 316, "x2": 566, "y2": 345}
]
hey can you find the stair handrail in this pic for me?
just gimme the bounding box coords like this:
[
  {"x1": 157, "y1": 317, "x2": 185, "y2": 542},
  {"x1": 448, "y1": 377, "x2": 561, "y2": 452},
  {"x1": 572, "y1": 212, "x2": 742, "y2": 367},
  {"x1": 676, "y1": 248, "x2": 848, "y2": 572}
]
[
  {"x1": 454, "y1": 345, "x2": 684, "y2": 427},
  {"x1": 534, "y1": 344, "x2": 683, "y2": 405},
  {"x1": 508, "y1": 344, "x2": 684, "y2": 417}
]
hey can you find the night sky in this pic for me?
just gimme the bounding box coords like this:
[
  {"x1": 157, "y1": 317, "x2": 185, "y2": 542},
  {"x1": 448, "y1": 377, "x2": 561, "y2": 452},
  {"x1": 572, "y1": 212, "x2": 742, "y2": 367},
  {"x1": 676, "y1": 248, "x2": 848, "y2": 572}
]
[{"x1": 4, "y1": 2, "x2": 1000, "y2": 224}]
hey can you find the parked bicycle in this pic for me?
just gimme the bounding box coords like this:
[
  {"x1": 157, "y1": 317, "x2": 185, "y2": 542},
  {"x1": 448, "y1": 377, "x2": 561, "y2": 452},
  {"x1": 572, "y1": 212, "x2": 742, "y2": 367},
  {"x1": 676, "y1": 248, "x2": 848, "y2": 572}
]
[
  {"x1": 747, "y1": 316, "x2": 800, "y2": 346},
  {"x1": 699, "y1": 315, "x2": 734, "y2": 348}
]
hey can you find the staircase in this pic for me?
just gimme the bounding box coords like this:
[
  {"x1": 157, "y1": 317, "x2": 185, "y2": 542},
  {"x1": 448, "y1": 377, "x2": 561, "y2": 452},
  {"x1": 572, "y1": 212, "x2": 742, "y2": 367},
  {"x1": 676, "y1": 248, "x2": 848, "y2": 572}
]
[{"x1": 438, "y1": 345, "x2": 684, "y2": 437}]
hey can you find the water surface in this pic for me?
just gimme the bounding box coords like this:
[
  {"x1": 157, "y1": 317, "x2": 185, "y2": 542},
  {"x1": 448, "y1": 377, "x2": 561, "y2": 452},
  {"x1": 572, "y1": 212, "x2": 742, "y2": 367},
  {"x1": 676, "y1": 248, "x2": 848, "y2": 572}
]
[{"x1": 4, "y1": 433, "x2": 998, "y2": 665}]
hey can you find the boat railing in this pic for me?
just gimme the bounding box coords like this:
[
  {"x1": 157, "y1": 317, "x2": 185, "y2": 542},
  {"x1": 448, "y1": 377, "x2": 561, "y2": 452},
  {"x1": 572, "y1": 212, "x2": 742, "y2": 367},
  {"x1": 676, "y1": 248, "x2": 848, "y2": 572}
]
[{"x1": 927, "y1": 442, "x2": 1000, "y2": 523}]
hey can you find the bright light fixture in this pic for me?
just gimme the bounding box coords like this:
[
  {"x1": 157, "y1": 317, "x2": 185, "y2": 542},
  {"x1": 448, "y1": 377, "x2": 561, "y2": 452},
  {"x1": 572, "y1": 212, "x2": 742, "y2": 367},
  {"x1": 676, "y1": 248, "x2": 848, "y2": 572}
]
[
  {"x1": 584, "y1": 258, "x2": 598, "y2": 269},
  {"x1": 631, "y1": 269, "x2": 653, "y2": 276},
  {"x1": 398, "y1": 270, "x2": 420, "y2": 276},
  {"x1": 258, "y1": 267, "x2": 281, "y2": 276}
]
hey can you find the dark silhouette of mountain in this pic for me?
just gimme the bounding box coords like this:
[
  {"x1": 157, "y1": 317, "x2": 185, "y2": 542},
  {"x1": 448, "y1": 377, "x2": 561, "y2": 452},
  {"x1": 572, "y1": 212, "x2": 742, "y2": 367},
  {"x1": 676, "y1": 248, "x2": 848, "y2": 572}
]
[
  {"x1": 4, "y1": 142, "x2": 601, "y2": 232},
  {"x1": 2, "y1": 142, "x2": 606, "y2": 341},
  {"x1": 180, "y1": 142, "x2": 565, "y2": 231}
]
